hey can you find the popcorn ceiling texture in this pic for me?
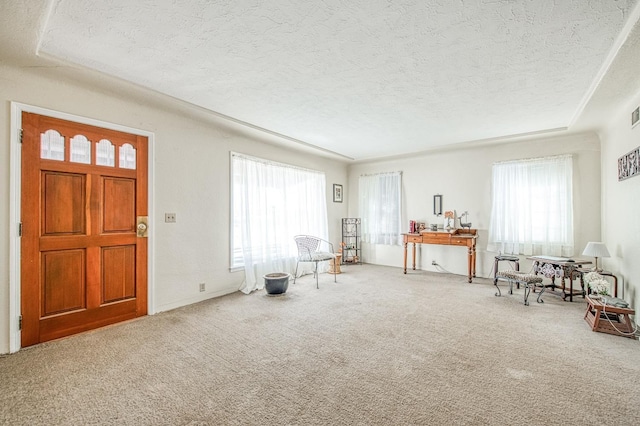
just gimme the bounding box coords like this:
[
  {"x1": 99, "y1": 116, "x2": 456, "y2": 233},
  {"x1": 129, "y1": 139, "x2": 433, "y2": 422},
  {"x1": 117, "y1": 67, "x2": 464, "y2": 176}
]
[{"x1": 39, "y1": 0, "x2": 639, "y2": 160}]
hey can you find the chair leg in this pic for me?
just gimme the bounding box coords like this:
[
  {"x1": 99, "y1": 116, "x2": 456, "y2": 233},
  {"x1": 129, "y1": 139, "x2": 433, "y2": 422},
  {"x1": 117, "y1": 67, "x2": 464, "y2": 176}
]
[
  {"x1": 315, "y1": 262, "x2": 319, "y2": 289},
  {"x1": 494, "y1": 277, "x2": 502, "y2": 297},
  {"x1": 293, "y1": 261, "x2": 299, "y2": 284},
  {"x1": 333, "y1": 260, "x2": 336, "y2": 283}
]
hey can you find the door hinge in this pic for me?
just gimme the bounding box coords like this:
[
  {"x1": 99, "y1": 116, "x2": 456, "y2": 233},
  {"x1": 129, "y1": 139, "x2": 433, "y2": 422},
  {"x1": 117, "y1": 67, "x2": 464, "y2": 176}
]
[
  {"x1": 18, "y1": 222, "x2": 22, "y2": 237},
  {"x1": 19, "y1": 129, "x2": 23, "y2": 143},
  {"x1": 19, "y1": 315, "x2": 22, "y2": 330}
]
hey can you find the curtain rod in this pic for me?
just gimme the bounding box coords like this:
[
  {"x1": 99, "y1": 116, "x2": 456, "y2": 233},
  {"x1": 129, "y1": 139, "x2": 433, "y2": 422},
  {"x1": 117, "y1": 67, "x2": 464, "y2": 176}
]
[
  {"x1": 231, "y1": 151, "x2": 324, "y2": 174},
  {"x1": 493, "y1": 154, "x2": 572, "y2": 166},
  {"x1": 359, "y1": 171, "x2": 402, "y2": 177}
]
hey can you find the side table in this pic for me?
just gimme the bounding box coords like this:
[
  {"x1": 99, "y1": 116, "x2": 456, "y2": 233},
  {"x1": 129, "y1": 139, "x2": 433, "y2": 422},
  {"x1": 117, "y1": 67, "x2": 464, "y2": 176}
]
[
  {"x1": 329, "y1": 253, "x2": 342, "y2": 274},
  {"x1": 494, "y1": 254, "x2": 520, "y2": 289},
  {"x1": 528, "y1": 256, "x2": 591, "y2": 302},
  {"x1": 584, "y1": 295, "x2": 636, "y2": 339}
]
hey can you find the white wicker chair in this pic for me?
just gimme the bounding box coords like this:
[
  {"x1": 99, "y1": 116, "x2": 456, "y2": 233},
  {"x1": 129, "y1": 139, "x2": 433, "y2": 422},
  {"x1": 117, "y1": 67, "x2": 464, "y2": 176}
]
[{"x1": 293, "y1": 235, "x2": 337, "y2": 289}]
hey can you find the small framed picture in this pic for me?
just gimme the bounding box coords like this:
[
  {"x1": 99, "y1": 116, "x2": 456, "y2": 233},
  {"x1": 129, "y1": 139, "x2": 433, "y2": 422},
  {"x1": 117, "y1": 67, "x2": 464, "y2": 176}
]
[
  {"x1": 333, "y1": 184, "x2": 343, "y2": 203},
  {"x1": 618, "y1": 146, "x2": 640, "y2": 181},
  {"x1": 632, "y1": 107, "x2": 640, "y2": 128}
]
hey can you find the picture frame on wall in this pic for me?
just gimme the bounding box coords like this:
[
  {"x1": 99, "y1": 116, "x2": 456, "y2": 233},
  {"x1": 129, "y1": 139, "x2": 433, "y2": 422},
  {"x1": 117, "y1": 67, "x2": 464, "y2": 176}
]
[
  {"x1": 433, "y1": 194, "x2": 443, "y2": 216},
  {"x1": 333, "y1": 184, "x2": 343, "y2": 203},
  {"x1": 618, "y1": 146, "x2": 640, "y2": 181}
]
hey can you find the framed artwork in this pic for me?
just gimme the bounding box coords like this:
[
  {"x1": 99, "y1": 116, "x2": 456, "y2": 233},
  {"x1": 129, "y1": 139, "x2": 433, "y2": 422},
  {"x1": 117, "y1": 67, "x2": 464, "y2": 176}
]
[
  {"x1": 632, "y1": 106, "x2": 639, "y2": 128},
  {"x1": 433, "y1": 194, "x2": 442, "y2": 216},
  {"x1": 618, "y1": 146, "x2": 640, "y2": 181},
  {"x1": 333, "y1": 184, "x2": 343, "y2": 203}
]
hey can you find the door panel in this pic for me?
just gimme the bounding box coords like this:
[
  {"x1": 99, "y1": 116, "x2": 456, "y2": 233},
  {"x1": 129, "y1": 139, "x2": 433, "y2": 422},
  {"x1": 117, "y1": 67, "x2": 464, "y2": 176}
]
[
  {"x1": 102, "y1": 245, "x2": 136, "y2": 303},
  {"x1": 103, "y1": 178, "x2": 136, "y2": 233},
  {"x1": 42, "y1": 249, "x2": 86, "y2": 316},
  {"x1": 42, "y1": 172, "x2": 86, "y2": 235},
  {"x1": 21, "y1": 112, "x2": 148, "y2": 347}
]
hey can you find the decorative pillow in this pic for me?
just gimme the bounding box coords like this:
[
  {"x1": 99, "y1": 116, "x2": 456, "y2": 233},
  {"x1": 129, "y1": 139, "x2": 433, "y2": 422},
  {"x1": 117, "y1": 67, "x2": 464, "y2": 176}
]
[{"x1": 601, "y1": 296, "x2": 629, "y2": 308}]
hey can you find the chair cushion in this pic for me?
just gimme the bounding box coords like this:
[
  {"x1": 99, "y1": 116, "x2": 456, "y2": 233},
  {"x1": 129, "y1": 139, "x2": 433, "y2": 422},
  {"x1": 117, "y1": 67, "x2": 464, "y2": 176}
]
[
  {"x1": 497, "y1": 271, "x2": 543, "y2": 283},
  {"x1": 299, "y1": 251, "x2": 336, "y2": 262},
  {"x1": 495, "y1": 255, "x2": 519, "y2": 261}
]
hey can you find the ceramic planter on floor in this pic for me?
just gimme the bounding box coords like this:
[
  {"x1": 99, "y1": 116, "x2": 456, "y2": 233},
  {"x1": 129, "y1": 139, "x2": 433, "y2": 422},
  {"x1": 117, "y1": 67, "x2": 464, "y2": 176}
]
[{"x1": 263, "y1": 272, "x2": 290, "y2": 295}]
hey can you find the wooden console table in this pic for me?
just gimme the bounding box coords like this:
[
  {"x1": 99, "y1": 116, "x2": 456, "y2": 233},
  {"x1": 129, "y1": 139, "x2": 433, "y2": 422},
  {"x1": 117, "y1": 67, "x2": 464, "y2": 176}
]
[
  {"x1": 528, "y1": 256, "x2": 591, "y2": 302},
  {"x1": 403, "y1": 229, "x2": 478, "y2": 283}
]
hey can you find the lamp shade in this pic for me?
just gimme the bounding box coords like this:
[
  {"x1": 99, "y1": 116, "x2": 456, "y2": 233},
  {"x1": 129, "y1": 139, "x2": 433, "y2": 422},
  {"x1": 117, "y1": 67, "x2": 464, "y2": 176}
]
[{"x1": 582, "y1": 242, "x2": 610, "y2": 258}]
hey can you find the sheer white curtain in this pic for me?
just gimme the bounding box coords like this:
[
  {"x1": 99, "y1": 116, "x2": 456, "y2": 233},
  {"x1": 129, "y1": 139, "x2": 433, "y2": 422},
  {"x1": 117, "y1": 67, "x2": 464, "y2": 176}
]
[
  {"x1": 359, "y1": 172, "x2": 402, "y2": 246},
  {"x1": 488, "y1": 155, "x2": 574, "y2": 256},
  {"x1": 231, "y1": 153, "x2": 329, "y2": 294}
]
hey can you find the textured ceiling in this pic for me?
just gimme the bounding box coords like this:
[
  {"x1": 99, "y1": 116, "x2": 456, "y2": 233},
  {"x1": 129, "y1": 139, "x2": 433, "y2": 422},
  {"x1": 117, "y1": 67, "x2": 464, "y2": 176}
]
[{"x1": 35, "y1": 0, "x2": 640, "y2": 160}]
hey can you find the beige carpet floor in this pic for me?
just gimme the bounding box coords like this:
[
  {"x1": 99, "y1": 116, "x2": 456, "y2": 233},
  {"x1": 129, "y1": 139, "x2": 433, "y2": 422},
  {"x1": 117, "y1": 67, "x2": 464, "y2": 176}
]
[{"x1": 1, "y1": 264, "x2": 639, "y2": 425}]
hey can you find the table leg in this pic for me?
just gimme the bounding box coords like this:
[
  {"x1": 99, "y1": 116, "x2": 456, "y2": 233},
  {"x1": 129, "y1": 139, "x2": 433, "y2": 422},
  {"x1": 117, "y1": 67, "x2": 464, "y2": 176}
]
[
  {"x1": 412, "y1": 243, "x2": 416, "y2": 270},
  {"x1": 471, "y1": 244, "x2": 476, "y2": 278},
  {"x1": 566, "y1": 266, "x2": 582, "y2": 302},
  {"x1": 467, "y1": 246, "x2": 473, "y2": 283},
  {"x1": 568, "y1": 272, "x2": 574, "y2": 302},
  {"x1": 403, "y1": 242, "x2": 408, "y2": 274},
  {"x1": 560, "y1": 272, "x2": 568, "y2": 301}
]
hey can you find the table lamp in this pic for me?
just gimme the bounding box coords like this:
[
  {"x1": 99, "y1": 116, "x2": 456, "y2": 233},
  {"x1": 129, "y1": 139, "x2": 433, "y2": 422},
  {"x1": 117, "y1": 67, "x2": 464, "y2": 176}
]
[{"x1": 582, "y1": 242, "x2": 610, "y2": 272}]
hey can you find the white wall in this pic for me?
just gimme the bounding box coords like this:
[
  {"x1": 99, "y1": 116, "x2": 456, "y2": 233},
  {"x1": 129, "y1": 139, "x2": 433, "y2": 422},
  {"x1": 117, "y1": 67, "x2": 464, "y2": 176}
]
[
  {"x1": 347, "y1": 134, "x2": 602, "y2": 279},
  {"x1": 600, "y1": 91, "x2": 640, "y2": 321},
  {"x1": 0, "y1": 63, "x2": 349, "y2": 354}
]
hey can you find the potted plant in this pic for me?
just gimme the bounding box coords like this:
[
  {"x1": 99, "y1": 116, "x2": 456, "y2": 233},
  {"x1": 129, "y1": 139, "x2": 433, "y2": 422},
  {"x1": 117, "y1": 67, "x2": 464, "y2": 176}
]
[{"x1": 583, "y1": 272, "x2": 610, "y2": 296}]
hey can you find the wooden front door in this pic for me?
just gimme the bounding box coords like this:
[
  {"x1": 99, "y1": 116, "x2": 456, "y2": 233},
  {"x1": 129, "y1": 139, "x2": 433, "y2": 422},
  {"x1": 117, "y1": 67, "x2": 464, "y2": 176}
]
[{"x1": 21, "y1": 112, "x2": 148, "y2": 347}]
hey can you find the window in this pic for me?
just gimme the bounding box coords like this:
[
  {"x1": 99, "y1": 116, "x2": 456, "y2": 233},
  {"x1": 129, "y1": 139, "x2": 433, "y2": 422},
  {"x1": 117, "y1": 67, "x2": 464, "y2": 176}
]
[
  {"x1": 488, "y1": 155, "x2": 574, "y2": 256},
  {"x1": 231, "y1": 153, "x2": 328, "y2": 293},
  {"x1": 96, "y1": 139, "x2": 115, "y2": 167},
  {"x1": 40, "y1": 129, "x2": 65, "y2": 161},
  {"x1": 359, "y1": 172, "x2": 402, "y2": 245},
  {"x1": 70, "y1": 135, "x2": 91, "y2": 164}
]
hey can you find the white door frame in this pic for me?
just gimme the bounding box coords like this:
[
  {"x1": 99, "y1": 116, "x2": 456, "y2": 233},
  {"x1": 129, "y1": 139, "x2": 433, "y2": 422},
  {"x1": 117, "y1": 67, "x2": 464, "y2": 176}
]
[{"x1": 8, "y1": 102, "x2": 156, "y2": 353}]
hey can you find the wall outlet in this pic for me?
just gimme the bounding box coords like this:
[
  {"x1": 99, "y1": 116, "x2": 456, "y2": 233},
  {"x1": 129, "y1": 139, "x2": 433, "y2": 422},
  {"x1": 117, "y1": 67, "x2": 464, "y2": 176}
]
[
  {"x1": 199, "y1": 283, "x2": 205, "y2": 292},
  {"x1": 432, "y1": 260, "x2": 438, "y2": 265},
  {"x1": 165, "y1": 213, "x2": 176, "y2": 223}
]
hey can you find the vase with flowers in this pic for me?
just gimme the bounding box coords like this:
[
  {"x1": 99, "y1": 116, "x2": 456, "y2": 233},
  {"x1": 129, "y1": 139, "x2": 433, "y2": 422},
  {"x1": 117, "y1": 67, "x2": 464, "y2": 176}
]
[{"x1": 583, "y1": 272, "x2": 610, "y2": 297}]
